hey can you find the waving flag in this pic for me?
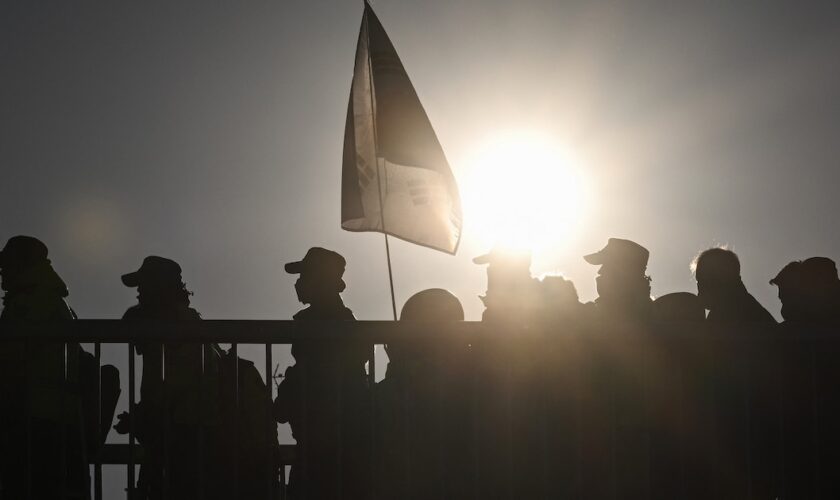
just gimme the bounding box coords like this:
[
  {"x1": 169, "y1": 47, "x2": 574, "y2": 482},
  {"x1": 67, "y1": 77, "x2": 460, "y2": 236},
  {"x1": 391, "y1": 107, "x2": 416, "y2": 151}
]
[{"x1": 341, "y1": 2, "x2": 462, "y2": 255}]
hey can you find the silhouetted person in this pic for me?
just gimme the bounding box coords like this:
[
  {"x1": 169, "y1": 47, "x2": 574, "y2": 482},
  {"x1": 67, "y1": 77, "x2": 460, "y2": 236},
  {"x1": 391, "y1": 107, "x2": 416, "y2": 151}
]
[
  {"x1": 773, "y1": 257, "x2": 840, "y2": 497},
  {"x1": 273, "y1": 247, "x2": 369, "y2": 500},
  {"x1": 691, "y1": 248, "x2": 775, "y2": 497},
  {"x1": 652, "y1": 292, "x2": 706, "y2": 322},
  {"x1": 113, "y1": 256, "x2": 225, "y2": 500},
  {"x1": 771, "y1": 257, "x2": 840, "y2": 324},
  {"x1": 472, "y1": 248, "x2": 547, "y2": 497},
  {"x1": 0, "y1": 236, "x2": 89, "y2": 499},
  {"x1": 581, "y1": 238, "x2": 653, "y2": 497},
  {"x1": 539, "y1": 274, "x2": 584, "y2": 325},
  {"x1": 583, "y1": 238, "x2": 653, "y2": 322},
  {"x1": 377, "y1": 289, "x2": 470, "y2": 499},
  {"x1": 692, "y1": 247, "x2": 775, "y2": 323},
  {"x1": 473, "y1": 248, "x2": 542, "y2": 324}
]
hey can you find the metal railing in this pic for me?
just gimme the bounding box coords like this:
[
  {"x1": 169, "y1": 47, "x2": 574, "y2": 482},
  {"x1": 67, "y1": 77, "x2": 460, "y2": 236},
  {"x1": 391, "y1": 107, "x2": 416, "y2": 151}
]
[{"x1": 1, "y1": 320, "x2": 839, "y2": 499}]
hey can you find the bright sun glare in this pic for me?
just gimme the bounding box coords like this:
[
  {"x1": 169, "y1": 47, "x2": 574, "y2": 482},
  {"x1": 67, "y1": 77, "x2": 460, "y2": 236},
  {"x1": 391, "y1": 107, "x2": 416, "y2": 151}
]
[{"x1": 462, "y1": 131, "x2": 589, "y2": 253}]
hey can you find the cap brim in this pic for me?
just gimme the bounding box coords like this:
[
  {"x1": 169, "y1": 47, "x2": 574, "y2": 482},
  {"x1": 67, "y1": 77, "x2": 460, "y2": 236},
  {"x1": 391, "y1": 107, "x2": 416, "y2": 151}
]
[
  {"x1": 121, "y1": 272, "x2": 140, "y2": 287},
  {"x1": 472, "y1": 254, "x2": 492, "y2": 265},
  {"x1": 285, "y1": 261, "x2": 304, "y2": 274},
  {"x1": 583, "y1": 252, "x2": 604, "y2": 265}
]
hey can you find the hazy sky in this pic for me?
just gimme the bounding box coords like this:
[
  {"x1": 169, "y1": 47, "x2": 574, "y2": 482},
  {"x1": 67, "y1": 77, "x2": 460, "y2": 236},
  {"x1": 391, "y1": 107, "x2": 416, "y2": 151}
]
[
  {"x1": 2, "y1": 0, "x2": 840, "y2": 493},
  {"x1": 4, "y1": 0, "x2": 840, "y2": 321}
]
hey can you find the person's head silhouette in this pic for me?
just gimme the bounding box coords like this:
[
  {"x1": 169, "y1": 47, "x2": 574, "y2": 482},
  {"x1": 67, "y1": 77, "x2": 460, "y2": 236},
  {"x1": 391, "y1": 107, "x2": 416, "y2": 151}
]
[
  {"x1": 0, "y1": 235, "x2": 66, "y2": 296},
  {"x1": 122, "y1": 256, "x2": 191, "y2": 309},
  {"x1": 285, "y1": 247, "x2": 347, "y2": 306},
  {"x1": 692, "y1": 247, "x2": 742, "y2": 310},
  {"x1": 652, "y1": 292, "x2": 706, "y2": 322},
  {"x1": 584, "y1": 238, "x2": 651, "y2": 309},
  {"x1": 771, "y1": 257, "x2": 840, "y2": 322},
  {"x1": 387, "y1": 288, "x2": 464, "y2": 369}
]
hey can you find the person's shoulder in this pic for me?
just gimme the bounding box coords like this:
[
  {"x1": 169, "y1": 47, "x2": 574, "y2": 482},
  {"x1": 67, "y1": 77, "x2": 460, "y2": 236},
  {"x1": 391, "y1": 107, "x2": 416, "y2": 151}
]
[
  {"x1": 182, "y1": 307, "x2": 202, "y2": 320},
  {"x1": 745, "y1": 293, "x2": 777, "y2": 324},
  {"x1": 121, "y1": 305, "x2": 144, "y2": 320},
  {"x1": 340, "y1": 306, "x2": 356, "y2": 320}
]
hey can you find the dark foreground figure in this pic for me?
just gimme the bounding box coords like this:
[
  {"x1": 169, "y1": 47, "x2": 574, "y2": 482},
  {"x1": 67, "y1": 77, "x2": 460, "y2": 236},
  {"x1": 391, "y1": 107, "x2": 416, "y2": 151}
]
[
  {"x1": 273, "y1": 247, "x2": 370, "y2": 500},
  {"x1": 0, "y1": 236, "x2": 89, "y2": 499},
  {"x1": 376, "y1": 288, "x2": 471, "y2": 499},
  {"x1": 113, "y1": 256, "x2": 227, "y2": 499}
]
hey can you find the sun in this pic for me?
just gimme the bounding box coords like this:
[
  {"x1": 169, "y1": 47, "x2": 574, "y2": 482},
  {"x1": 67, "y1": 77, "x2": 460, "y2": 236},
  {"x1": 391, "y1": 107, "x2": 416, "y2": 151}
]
[{"x1": 461, "y1": 130, "x2": 589, "y2": 253}]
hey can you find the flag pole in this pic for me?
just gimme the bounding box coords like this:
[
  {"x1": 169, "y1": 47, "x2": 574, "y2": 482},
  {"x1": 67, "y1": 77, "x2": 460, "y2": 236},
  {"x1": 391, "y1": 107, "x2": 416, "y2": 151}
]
[{"x1": 364, "y1": 4, "x2": 399, "y2": 321}]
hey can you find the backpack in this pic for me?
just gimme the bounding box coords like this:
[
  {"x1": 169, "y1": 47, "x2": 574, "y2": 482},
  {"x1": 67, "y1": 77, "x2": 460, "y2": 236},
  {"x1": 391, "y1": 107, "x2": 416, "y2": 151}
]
[{"x1": 218, "y1": 350, "x2": 280, "y2": 464}]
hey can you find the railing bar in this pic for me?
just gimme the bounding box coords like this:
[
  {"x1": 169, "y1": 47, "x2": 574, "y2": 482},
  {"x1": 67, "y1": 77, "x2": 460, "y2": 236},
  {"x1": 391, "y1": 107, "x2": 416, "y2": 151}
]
[
  {"x1": 610, "y1": 355, "x2": 618, "y2": 500},
  {"x1": 506, "y1": 361, "x2": 513, "y2": 499},
  {"x1": 404, "y1": 378, "x2": 413, "y2": 498},
  {"x1": 232, "y1": 342, "x2": 240, "y2": 500},
  {"x1": 745, "y1": 343, "x2": 753, "y2": 500},
  {"x1": 471, "y1": 347, "x2": 480, "y2": 500},
  {"x1": 280, "y1": 465, "x2": 287, "y2": 500},
  {"x1": 128, "y1": 342, "x2": 136, "y2": 500},
  {"x1": 198, "y1": 343, "x2": 205, "y2": 500},
  {"x1": 337, "y1": 358, "x2": 344, "y2": 500},
  {"x1": 162, "y1": 343, "x2": 169, "y2": 500},
  {"x1": 678, "y1": 343, "x2": 687, "y2": 500},
  {"x1": 24, "y1": 340, "x2": 32, "y2": 500},
  {"x1": 266, "y1": 343, "x2": 276, "y2": 500},
  {"x1": 643, "y1": 339, "x2": 652, "y2": 500},
  {"x1": 60, "y1": 341, "x2": 67, "y2": 500},
  {"x1": 777, "y1": 345, "x2": 786, "y2": 499},
  {"x1": 94, "y1": 341, "x2": 103, "y2": 500},
  {"x1": 301, "y1": 359, "x2": 308, "y2": 500},
  {"x1": 368, "y1": 343, "x2": 377, "y2": 500},
  {"x1": 810, "y1": 343, "x2": 821, "y2": 499}
]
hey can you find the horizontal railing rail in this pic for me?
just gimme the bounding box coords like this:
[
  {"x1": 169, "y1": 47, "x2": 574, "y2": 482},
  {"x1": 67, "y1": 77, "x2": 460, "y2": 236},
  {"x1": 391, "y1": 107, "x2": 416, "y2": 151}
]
[{"x1": 0, "y1": 318, "x2": 838, "y2": 342}]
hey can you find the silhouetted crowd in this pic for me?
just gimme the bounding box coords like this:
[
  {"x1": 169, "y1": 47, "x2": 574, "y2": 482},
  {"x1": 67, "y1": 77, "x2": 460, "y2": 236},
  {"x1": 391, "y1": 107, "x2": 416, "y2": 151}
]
[{"x1": 1, "y1": 235, "x2": 839, "y2": 499}]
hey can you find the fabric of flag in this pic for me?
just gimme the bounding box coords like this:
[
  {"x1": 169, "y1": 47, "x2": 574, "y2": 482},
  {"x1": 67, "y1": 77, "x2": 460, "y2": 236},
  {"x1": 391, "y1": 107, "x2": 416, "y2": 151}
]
[{"x1": 341, "y1": 2, "x2": 462, "y2": 255}]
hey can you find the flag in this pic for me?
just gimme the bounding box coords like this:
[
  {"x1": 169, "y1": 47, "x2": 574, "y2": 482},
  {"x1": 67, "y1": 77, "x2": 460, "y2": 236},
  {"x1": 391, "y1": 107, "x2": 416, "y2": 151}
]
[{"x1": 341, "y1": 2, "x2": 462, "y2": 255}]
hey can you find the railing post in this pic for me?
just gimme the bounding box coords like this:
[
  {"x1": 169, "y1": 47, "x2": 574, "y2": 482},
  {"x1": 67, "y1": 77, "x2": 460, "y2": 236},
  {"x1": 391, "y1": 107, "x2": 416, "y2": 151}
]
[
  {"x1": 161, "y1": 343, "x2": 169, "y2": 500},
  {"x1": 369, "y1": 342, "x2": 377, "y2": 500},
  {"x1": 128, "y1": 342, "x2": 136, "y2": 500},
  {"x1": 232, "y1": 342, "x2": 239, "y2": 500},
  {"x1": 198, "y1": 343, "x2": 205, "y2": 500},
  {"x1": 94, "y1": 341, "x2": 103, "y2": 500},
  {"x1": 265, "y1": 343, "x2": 276, "y2": 500},
  {"x1": 810, "y1": 343, "x2": 822, "y2": 497},
  {"x1": 24, "y1": 340, "x2": 32, "y2": 500},
  {"x1": 60, "y1": 341, "x2": 67, "y2": 500}
]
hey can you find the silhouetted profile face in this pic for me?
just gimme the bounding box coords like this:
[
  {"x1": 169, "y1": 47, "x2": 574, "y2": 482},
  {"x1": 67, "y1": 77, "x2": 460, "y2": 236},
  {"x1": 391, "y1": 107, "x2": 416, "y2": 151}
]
[
  {"x1": 584, "y1": 238, "x2": 651, "y2": 305},
  {"x1": 121, "y1": 256, "x2": 189, "y2": 308},
  {"x1": 771, "y1": 257, "x2": 840, "y2": 322},
  {"x1": 770, "y1": 261, "x2": 806, "y2": 321},
  {"x1": 0, "y1": 235, "x2": 50, "y2": 292},
  {"x1": 285, "y1": 247, "x2": 347, "y2": 306},
  {"x1": 694, "y1": 248, "x2": 741, "y2": 310},
  {"x1": 473, "y1": 248, "x2": 532, "y2": 296}
]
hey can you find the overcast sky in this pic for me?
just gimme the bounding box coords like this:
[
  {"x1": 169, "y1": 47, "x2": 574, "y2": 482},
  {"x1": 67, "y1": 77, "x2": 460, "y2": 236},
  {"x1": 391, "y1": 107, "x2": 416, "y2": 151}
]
[{"x1": 3, "y1": 0, "x2": 840, "y2": 495}]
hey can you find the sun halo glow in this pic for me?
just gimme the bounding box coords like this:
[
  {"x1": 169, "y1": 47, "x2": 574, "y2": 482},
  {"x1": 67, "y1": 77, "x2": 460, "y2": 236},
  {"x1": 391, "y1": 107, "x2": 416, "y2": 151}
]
[{"x1": 461, "y1": 131, "x2": 589, "y2": 254}]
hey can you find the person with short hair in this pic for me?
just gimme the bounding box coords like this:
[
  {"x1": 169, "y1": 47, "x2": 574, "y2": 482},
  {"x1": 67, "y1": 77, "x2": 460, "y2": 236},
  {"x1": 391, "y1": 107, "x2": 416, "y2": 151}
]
[
  {"x1": 692, "y1": 247, "x2": 775, "y2": 323},
  {"x1": 771, "y1": 256, "x2": 840, "y2": 324}
]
